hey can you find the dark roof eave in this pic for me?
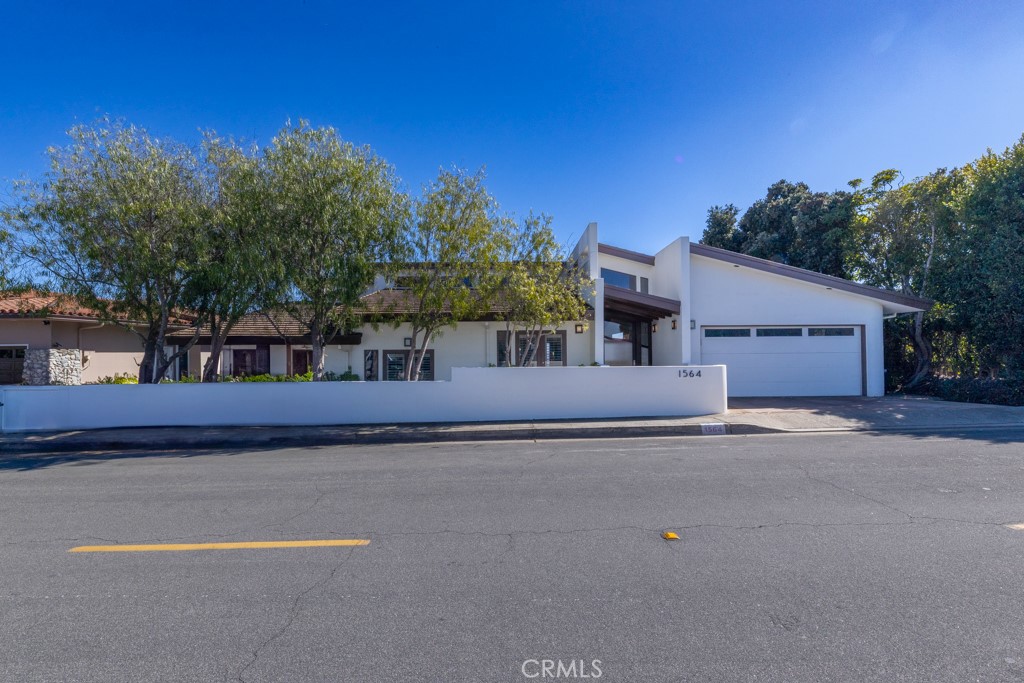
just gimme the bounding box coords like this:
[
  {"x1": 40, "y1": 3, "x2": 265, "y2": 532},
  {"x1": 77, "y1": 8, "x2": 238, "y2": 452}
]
[
  {"x1": 598, "y1": 243, "x2": 657, "y2": 266},
  {"x1": 603, "y1": 284, "x2": 681, "y2": 316}
]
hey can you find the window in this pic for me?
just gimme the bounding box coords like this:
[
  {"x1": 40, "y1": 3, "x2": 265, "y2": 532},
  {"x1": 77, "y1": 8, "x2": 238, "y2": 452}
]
[
  {"x1": 383, "y1": 350, "x2": 434, "y2": 380},
  {"x1": 498, "y1": 331, "x2": 567, "y2": 366},
  {"x1": 704, "y1": 328, "x2": 751, "y2": 338},
  {"x1": 600, "y1": 268, "x2": 636, "y2": 290},
  {"x1": 604, "y1": 320, "x2": 632, "y2": 341},
  {"x1": 0, "y1": 346, "x2": 26, "y2": 385},
  {"x1": 384, "y1": 351, "x2": 406, "y2": 381},
  {"x1": 640, "y1": 277, "x2": 649, "y2": 294},
  {"x1": 232, "y1": 346, "x2": 270, "y2": 376},
  {"x1": 541, "y1": 332, "x2": 566, "y2": 366},
  {"x1": 808, "y1": 327, "x2": 855, "y2": 337},
  {"x1": 756, "y1": 328, "x2": 803, "y2": 337},
  {"x1": 363, "y1": 350, "x2": 378, "y2": 381},
  {"x1": 412, "y1": 350, "x2": 434, "y2": 381}
]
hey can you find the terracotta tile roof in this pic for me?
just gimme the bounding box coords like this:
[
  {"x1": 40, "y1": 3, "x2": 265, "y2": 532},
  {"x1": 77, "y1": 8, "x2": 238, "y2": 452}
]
[
  {"x1": 0, "y1": 291, "x2": 104, "y2": 319},
  {"x1": 0, "y1": 290, "x2": 195, "y2": 325}
]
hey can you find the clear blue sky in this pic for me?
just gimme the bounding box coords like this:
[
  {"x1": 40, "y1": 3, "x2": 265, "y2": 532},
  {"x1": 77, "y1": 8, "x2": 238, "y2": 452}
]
[{"x1": 2, "y1": 1, "x2": 1022, "y2": 253}]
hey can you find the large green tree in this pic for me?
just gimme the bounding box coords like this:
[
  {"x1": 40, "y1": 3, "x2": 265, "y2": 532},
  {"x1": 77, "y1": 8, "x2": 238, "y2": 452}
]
[
  {"x1": 700, "y1": 204, "x2": 741, "y2": 252},
  {"x1": 495, "y1": 213, "x2": 591, "y2": 367},
  {"x1": 937, "y1": 136, "x2": 1024, "y2": 378},
  {"x1": 858, "y1": 169, "x2": 959, "y2": 387},
  {"x1": 701, "y1": 180, "x2": 859, "y2": 278},
  {"x1": 265, "y1": 122, "x2": 409, "y2": 381},
  {"x1": 7, "y1": 120, "x2": 210, "y2": 383},
  {"x1": 192, "y1": 135, "x2": 284, "y2": 382},
  {"x1": 399, "y1": 167, "x2": 503, "y2": 381}
]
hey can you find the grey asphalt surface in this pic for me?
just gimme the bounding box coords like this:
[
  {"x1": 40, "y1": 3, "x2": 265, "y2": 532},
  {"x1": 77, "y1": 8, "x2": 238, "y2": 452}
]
[{"x1": 2, "y1": 429, "x2": 1024, "y2": 682}]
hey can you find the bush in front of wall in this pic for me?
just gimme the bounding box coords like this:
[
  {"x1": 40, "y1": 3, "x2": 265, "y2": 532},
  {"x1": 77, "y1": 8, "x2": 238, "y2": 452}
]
[{"x1": 93, "y1": 373, "x2": 138, "y2": 384}]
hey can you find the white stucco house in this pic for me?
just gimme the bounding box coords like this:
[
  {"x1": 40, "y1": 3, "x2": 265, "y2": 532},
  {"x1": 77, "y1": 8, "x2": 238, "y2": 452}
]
[
  {"x1": 572, "y1": 223, "x2": 930, "y2": 397},
  {"x1": 1, "y1": 223, "x2": 930, "y2": 396}
]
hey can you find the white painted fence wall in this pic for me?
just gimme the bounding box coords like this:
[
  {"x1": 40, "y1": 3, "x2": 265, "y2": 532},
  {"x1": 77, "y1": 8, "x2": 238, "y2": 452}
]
[{"x1": 0, "y1": 366, "x2": 727, "y2": 433}]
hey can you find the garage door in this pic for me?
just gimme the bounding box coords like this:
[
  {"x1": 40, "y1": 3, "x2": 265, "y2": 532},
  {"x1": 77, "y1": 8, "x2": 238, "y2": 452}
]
[{"x1": 701, "y1": 326, "x2": 863, "y2": 397}]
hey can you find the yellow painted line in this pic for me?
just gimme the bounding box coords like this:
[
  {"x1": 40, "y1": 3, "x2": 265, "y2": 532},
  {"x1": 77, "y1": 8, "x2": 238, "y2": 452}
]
[
  {"x1": 69, "y1": 539, "x2": 370, "y2": 553},
  {"x1": 1006, "y1": 524, "x2": 1024, "y2": 531}
]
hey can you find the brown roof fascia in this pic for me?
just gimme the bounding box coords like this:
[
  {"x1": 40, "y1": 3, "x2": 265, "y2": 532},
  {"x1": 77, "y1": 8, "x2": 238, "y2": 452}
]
[
  {"x1": 603, "y1": 284, "x2": 681, "y2": 315},
  {"x1": 597, "y1": 243, "x2": 656, "y2": 266},
  {"x1": 689, "y1": 243, "x2": 933, "y2": 310}
]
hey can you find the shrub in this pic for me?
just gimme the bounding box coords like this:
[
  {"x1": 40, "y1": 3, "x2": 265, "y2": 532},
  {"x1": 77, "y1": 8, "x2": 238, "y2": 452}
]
[
  {"x1": 93, "y1": 373, "x2": 138, "y2": 384},
  {"x1": 907, "y1": 376, "x2": 1024, "y2": 407}
]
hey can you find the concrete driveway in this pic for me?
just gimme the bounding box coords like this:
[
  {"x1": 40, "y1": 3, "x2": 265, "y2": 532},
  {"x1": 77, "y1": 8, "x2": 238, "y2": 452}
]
[{"x1": 723, "y1": 394, "x2": 1024, "y2": 432}]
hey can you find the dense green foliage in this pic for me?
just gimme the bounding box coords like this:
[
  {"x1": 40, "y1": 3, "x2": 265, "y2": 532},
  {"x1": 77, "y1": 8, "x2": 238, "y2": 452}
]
[{"x1": 701, "y1": 134, "x2": 1024, "y2": 401}]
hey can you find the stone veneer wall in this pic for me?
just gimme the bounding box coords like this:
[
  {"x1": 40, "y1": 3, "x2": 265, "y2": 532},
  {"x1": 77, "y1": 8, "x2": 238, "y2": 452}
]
[{"x1": 23, "y1": 348, "x2": 83, "y2": 386}]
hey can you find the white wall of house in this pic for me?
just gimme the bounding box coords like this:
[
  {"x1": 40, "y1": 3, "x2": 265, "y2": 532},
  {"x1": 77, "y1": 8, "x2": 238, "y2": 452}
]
[
  {"x1": 652, "y1": 237, "x2": 690, "y2": 365},
  {"x1": 689, "y1": 254, "x2": 885, "y2": 396},
  {"x1": 0, "y1": 365, "x2": 728, "y2": 432}
]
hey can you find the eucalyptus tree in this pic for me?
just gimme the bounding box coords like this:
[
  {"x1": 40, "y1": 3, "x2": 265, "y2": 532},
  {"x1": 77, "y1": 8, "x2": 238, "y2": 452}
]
[
  {"x1": 264, "y1": 122, "x2": 409, "y2": 381},
  {"x1": 7, "y1": 119, "x2": 211, "y2": 383},
  {"x1": 399, "y1": 167, "x2": 503, "y2": 381},
  {"x1": 496, "y1": 213, "x2": 591, "y2": 367}
]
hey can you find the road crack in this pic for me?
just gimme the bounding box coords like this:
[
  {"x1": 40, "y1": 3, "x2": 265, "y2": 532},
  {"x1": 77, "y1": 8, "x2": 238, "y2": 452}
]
[{"x1": 233, "y1": 547, "x2": 356, "y2": 683}]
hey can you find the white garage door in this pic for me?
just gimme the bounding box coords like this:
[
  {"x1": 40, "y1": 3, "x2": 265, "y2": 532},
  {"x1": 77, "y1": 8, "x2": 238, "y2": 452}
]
[{"x1": 701, "y1": 326, "x2": 863, "y2": 397}]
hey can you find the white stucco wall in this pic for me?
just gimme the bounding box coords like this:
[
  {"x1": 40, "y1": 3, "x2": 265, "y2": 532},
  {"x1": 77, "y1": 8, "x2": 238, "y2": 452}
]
[
  {"x1": 689, "y1": 255, "x2": 885, "y2": 396},
  {"x1": 0, "y1": 365, "x2": 727, "y2": 432},
  {"x1": 652, "y1": 237, "x2": 690, "y2": 365}
]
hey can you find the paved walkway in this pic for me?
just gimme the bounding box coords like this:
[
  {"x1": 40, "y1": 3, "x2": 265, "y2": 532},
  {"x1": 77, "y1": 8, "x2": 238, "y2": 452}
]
[{"x1": 2, "y1": 395, "x2": 1022, "y2": 454}]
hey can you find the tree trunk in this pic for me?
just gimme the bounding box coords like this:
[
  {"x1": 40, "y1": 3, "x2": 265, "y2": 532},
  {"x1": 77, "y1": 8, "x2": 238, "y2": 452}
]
[
  {"x1": 310, "y1": 319, "x2": 326, "y2": 381},
  {"x1": 138, "y1": 331, "x2": 158, "y2": 384},
  {"x1": 904, "y1": 310, "x2": 932, "y2": 389},
  {"x1": 202, "y1": 332, "x2": 227, "y2": 383},
  {"x1": 409, "y1": 327, "x2": 433, "y2": 381}
]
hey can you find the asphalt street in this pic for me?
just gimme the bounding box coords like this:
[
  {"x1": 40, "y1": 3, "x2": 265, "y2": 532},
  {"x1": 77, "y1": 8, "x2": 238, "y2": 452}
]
[{"x1": 2, "y1": 429, "x2": 1024, "y2": 682}]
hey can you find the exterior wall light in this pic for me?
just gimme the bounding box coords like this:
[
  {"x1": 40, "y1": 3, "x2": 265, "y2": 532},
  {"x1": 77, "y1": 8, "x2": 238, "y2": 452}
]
[
  {"x1": 403, "y1": 337, "x2": 412, "y2": 347},
  {"x1": 652, "y1": 323, "x2": 658, "y2": 333},
  {"x1": 574, "y1": 324, "x2": 585, "y2": 334},
  {"x1": 690, "y1": 320, "x2": 696, "y2": 330},
  {"x1": 671, "y1": 320, "x2": 678, "y2": 330}
]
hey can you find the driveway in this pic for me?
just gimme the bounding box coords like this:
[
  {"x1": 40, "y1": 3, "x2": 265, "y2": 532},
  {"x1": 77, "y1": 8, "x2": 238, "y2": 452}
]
[{"x1": 723, "y1": 394, "x2": 1024, "y2": 433}]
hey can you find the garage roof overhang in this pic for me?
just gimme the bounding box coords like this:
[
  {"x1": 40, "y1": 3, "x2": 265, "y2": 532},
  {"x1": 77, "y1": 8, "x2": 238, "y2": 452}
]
[
  {"x1": 689, "y1": 243, "x2": 933, "y2": 315},
  {"x1": 604, "y1": 284, "x2": 681, "y2": 320}
]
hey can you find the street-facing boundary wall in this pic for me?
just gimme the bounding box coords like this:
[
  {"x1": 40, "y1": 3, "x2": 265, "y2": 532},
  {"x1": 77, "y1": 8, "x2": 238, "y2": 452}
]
[{"x1": 0, "y1": 366, "x2": 727, "y2": 433}]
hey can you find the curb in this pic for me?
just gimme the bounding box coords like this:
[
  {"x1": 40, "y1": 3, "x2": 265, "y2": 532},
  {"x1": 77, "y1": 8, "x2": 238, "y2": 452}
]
[
  {"x1": 3, "y1": 421, "x2": 1022, "y2": 456},
  {"x1": 0, "y1": 422, "x2": 783, "y2": 455}
]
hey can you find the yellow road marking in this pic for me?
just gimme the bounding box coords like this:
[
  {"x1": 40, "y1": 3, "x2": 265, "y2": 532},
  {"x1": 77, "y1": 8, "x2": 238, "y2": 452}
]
[
  {"x1": 1006, "y1": 524, "x2": 1024, "y2": 531},
  {"x1": 69, "y1": 539, "x2": 370, "y2": 553}
]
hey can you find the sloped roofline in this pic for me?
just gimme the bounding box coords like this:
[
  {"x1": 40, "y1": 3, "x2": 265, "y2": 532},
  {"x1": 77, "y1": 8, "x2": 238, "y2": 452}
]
[{"x1": 689, "y1": 243, "x2": 932, "y2": 311}]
